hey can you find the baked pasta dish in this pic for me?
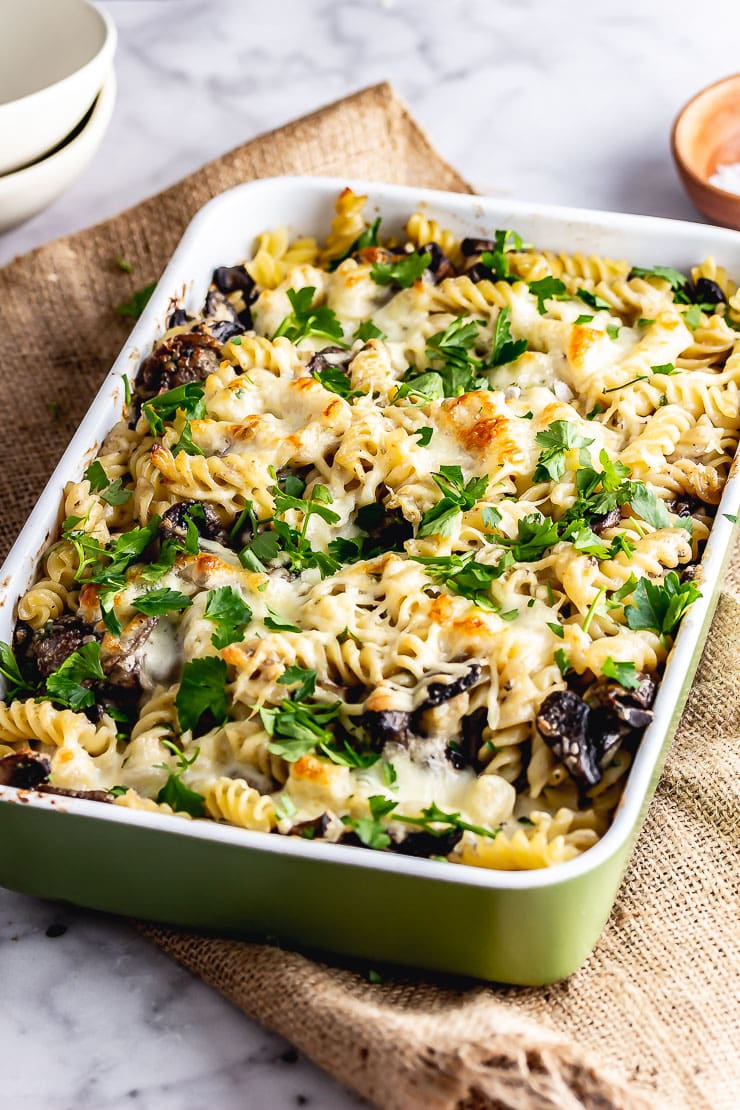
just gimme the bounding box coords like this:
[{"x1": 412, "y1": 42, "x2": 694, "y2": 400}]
[{"x1": 1, "y1": 189, "x2": 738, "y2": 871}]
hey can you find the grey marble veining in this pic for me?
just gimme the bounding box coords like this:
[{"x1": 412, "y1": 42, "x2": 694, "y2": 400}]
[{"x1": 2, "y1": 1, "x2": 740, "y2": 1106}]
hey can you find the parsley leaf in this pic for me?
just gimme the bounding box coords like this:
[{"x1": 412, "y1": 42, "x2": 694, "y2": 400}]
[
  {"x1": 370, "y1": 251, "x2": 431, "y2": 288},
  {"x1": 392, "y1": 370, "x2": 445, "y2": 405},
  {"x1": 577, "y1": 288, "x2": 612, "y2": 311},
  {"x1": 273, "y1": 287, "x2": 347, "y2": 346},
  {"x1": 533, "y1": 420, "x2": 594, "y2": 483},
  {"x1": 328, "y1": 217, "x2": 382, "y2": 270},
  {"x1": 554, "y1": 647, "x2": 571, "y2": 676},
  {"x1": 175, "y1": 657, "x2": 228, "y2": 734},
  {"x1": 156, "y1": 741, "x2": 205, "y2": 818},
  {"x1": 624, "y1": 571, "x2": 701, "y2": 641},
  {"x1": 132, "y1": 588, "x2": 192, "y2": 617},
  {"x1": 479, "y1": 228, "x2": 528, "y2": 282},
  {"x1": 311, "y1": 363, "x2": 364, "y2": 400},
  {"x1": 0, "y1": 642, "x2": 36, "y2": 699},
  {"x1": 264, "y1": 608, "x2": 301, "y2": 633},
  {"x1": 277, "y1": 665, "x2": 317, "y2": 701},
  {"x1": 424, "y1": 315, "x2": 487, "y2": 396},
  {"x1": 630, "y1": 265, "x2": 688, "y2": 291},
  {"x1": 491, "y1": 306, "x2": 527, "y2": 366},
  {"x1": 417, "y1": 467, "x2": 488, "y2": 537},
  {"x1": 493, "y1": 513, "x2": 561, "y2": 561},
  {"x1": 354, "y1": 319, "x2": 386, "y2": 342},
  {"x1": 85, "y1": 461, "x2": 108, "y2": 491},
  {"x1": 142, "y1": 382, "x2": 206, "y2": 437},
  {"x1": 45, "y1": 642, "x2": 105, "y2": 710},
  {"x1": 651, "y1": 363, "x2": 678, "y2": 376},
  {"x1": 414, "y1": 426, "x2": 433, "y2": 446},
  {"x1": 529, "y1": 276, "x2": 567, "y2": 314},
  {"x1": 396, "y1": 800, "x2": 501, "y2": 840},
  {"x1": 413, "y1": 551, "x2": 510, "y2": 609},
  {"x1": 204, "y1": 586, "x2": 252, "y2": 648},
  {"x1": 85, "y1": 461, "x2": 132, "y2": 505},
  {"x1": 682, "y1": 306, "x2": 703, "y2": 330},
  {"x1": 601, "y1": 657, "x2": 640, "y2": 690},
  {"x1": 262, "y1": 696, "x2": 342, "y2": 762},
  {"x1": 114, "y1": 282, "x2": 156, "y2": 319},
  {"x1": 628, "y1": 484, "x2": 672, "y2": 530}
]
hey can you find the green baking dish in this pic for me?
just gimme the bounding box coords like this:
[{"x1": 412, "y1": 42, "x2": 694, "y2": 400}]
[{"x1": 1, "y1": 177, "x2": 737, "y2": 984}]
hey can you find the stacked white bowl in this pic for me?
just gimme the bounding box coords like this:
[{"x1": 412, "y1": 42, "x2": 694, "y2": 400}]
[{"x1": 0, "y1": 0, "x2": 117, "y2": 232}]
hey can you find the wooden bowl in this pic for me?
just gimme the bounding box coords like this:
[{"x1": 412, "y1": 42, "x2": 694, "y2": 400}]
[{"x1": 672, "y1": 73, "x2": 740, "y2": 229}]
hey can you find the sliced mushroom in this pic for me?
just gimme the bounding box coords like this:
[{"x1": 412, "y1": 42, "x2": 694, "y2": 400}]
[
  {"x1": 135, "y1": 331, "x2": 222, "y2": 400},
  {"x1": 361, "y1": 709, "x2": 412, "y2": 751},
  {"x1": 37, "y1": 784, "x2": 112, "y2": 803},
  {"x1": 15, "y1": 615, "x2": 99, "y2": 680},
  {"x1": 201, "y1": 289, "x2": 245, "y2": 342},
  {"x1": 387, "y1": 828, "x2": 462, "y2": 858},
  {"x1": 101, "y1": 614, "x2": 157, "y2": 691},
  {"x1": 160, "y1": 500, "x2": 228, "y2": 545},
  {"x1": 687, "y1": 277, "x2": 726, "y2": 306},
  {"x1": 591, "y1": 507, "x2": 622, "y2": 534},
  {"x1": 211, "y1": 264, "x2": 256, "y2": 301},
  {"x1": 419, "y1": 242, "x2": 457, "y2": 284},
  {"x1": 466, "y1": 261, "x2": 495, "y2": 284},
  {"x1": 536, "y1": 690, "x2": 601, "y2": 788},
  {"x1": 306, "y1": 346, "x2": 354, "y2": 376},
  {"x1": 461, "y1": 237, "x2": 498, "y2": 257},
  {"x1": 0, "y1": 751, "x2": 51, "y2": 788},
  {"x1": 416, "y1": 664, "x2": 483, "y2": 710},
  {"x1": 167, "y1": 307, "x2": 194, "y2": 329},
  {"x1": 585, "y1": 674, "x2": 656, "y2": 731},
  {"x1": 287, "y1": 814, "x2": 331, "y2": 839}
]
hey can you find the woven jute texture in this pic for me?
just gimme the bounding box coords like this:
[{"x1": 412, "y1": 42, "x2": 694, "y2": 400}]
[{"x1": 0, "y1": 85, "x2": 737, "y2": 1110}]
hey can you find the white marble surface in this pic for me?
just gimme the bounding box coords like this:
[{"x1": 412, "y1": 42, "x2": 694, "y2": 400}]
[{"x1": 2, "y1": 1, "x2": 740, "y2": 1106}]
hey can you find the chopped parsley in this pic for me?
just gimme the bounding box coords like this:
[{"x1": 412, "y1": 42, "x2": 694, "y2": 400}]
[
  {"x1": 624, "y1": 571, "x2": 701, "y2": 643},
  {"x1": 273, "y1": 287, "x2": 347, "y2": 347},
  {"x1": 84, "y1": 461, "x2": 133, "y2": 505},
  {"x1": 175, "y1": 656, "x2": 228, "y2": 734},
  {"x1": 354, "y1": 319, "x2": 385, "y2": 342},
  {"x1": 417, "y1": 466, "x2": 488, "y2": 538},
  {"x1": 392, "y1": 370, "x2": 445, "y2": 405},
  {"x1": 414, "y1": 426, "x2": 433, "y2": 446},
  {"x1": 45, "y1": 642, "x2": 105, "y2": 710},
  {"x1": 424, "y1": 315, "x2": 487, "y2": 395},
  {"x1": 262, "y1": 694, "x2": 342, "y2": 763},
  {"x1": 554, "y1": 647, "x2": 571, "y2": 676},
  {"x1": 493, "y1": 513, "x2": 561, "y2": 562},
  {"x1": 311, "y1": 363, "x2": 364, "y2": 400},
  {"x1": 0, "y1": 642, "x2": 37, "y2": 699},
  {"x1": 156, "y1": 741, "x2": 205, "y2": 818},
  {"x1": 533, "y1": 421, "x2": 594, "y2": 483},
  {"x1": 114, "y1": 282, "x2": 156, "y2": 319},
  {"x1": 577, "y1": 288, "x2": 612, "y2": 312},
  {"x1": 413, "y1": 550, "x2": 510, "y2": 609},
  {"x1": 491, "y1": 306, "x2": 527, "y2": 367},
  {"x1": 630, "y1": 264, "x2": 688, "y2": 291},
  {"x1": 651, "y1": 363, "x2": 678, "y2": 376},
  {"x1": 370, "y1": 250, "x2": 431, "y2": 289},
  {"x1": 479, "y1": 228, "x2": 528, "y2": 281},
  {"x1": 529, "y1": 276, "x2": 567, "y2": 315},
  {"x1": 328, "y1": 217, "x2": 381, "y2": 270},
  {"x1": 204, "y1": 586, "x2": 252, "y2": 648},
  {"x1": 601, "y1": 657, "x2": 640, "y2": 690},
  {"x1": 263, "y1": 608, "x2": 301, "y2": 633},
  {"x1": 142, "y1": 382, "x2": 206, "y2": 437},
  {"x1": 682, "y1": 305, "x2": 703, "y2": 330},
  {"x1": 132, "y1": 588, "x2": 192, "y2": 617}
]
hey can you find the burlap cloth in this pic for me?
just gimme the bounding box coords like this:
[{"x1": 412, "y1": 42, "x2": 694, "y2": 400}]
[{"x1": 0, "y1": 85, "x2": 737, "y2": 1109}]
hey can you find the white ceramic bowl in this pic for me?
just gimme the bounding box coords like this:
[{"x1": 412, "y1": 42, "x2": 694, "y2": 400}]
[
  {"x1": 0, "y1": 0, "x2": 116, "y2": 175},
  {"x1": 0, "y1": 69, "x2": 116, "y2": 233}
]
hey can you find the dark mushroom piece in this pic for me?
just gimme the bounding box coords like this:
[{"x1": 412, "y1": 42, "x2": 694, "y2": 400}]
[
  {"x1": 687, "y1": 277, "x2": 726, "y2": 306},
  {"x1": 460, "y1": 237, "x2": 499, "y2": 256},
  {"x1": 387, "y1": 828, "x2": 463, "y2": 858},
  {"x1": 201, "y1": 289, "x2": 246, "y2": 342},
  {"x1": 135, "y1": 331, "x2": 222, "y2": 401},
  {"x1": 416, "y1": 664, "x2": 483, "y2": 710},
  {"x1": 536, "y1": 690, "x2": 601, "y2": 788},
  {"x1": 591, "y1": 507, "x2": 622, "y2": 534},
  {"x1": 212, "y1": 264, "x2": 257, "y2": 302},
  {"x1": 167, "y1": 307, "x2": 194, "y2": 329},
  {"x1": 306, "y1": 347, "x2": 354, "y2": 376},
  {"x1": 419, "y1": 242, "x2": 457, "y2": 284},
  {"x1": 0, "y1": 751, "x2": 51, "y2": 789},
  {"x1": 355, "y1": 501, "x2": 413, "y2": 556},
  {"x1": 450, "y1": 707, "x2": 488, "y2": 771},
  {"x1": 361, "y1": 709, "x2": 412, "y2": 751},
  {"x1": 37, "y1": 784, "x2": 112, "y2": 803},
  {"x1": 466, "y1": 261, "x2": 495, "y2": 284},
  {"x1": 101, "y1": 615, "x2": 158, "y2": 691},
  {"x1": 14, "y1": 615, "x2": 100, "y2": 681},
  {"x1": 160, "y1": 500, "x2": 228, "y2": 546},
  {"x1": 287, "y1": 814, "x2": 331, "y2": 839},
  {"x1": 585, "y1": 674, "x2": 656, "y2": 731}
]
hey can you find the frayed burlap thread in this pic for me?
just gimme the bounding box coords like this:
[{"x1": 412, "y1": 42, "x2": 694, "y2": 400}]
[{"x1": 0, "y1": 85, "x2": 737, "y2": 1110}]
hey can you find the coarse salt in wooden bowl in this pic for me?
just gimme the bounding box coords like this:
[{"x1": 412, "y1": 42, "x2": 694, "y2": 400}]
[{"x1": 672, "y1": 73, "x2": 740, "y2": 230}]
